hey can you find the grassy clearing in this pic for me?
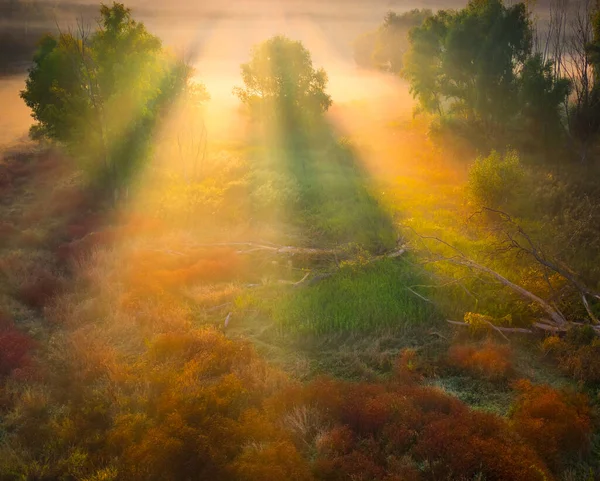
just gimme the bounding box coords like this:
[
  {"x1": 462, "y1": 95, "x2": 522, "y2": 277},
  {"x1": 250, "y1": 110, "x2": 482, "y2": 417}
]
[
  {"x1": 273, "y1": 256, "x2": 436, "y2": 334},
  {"x1": 249, "y1": 123, "x2": 397, "y2": 252}
]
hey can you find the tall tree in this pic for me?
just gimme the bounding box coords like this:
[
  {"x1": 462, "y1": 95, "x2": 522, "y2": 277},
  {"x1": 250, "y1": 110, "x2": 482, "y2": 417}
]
[
  {"x1": 404, "y1": 0, "x2": 571, "y2": 143},
  {"x1": 233, "y1": 36, "x2": 332, "y2": 123},
  {"x1": 21, "y1": 3, "x2": 201, "y2": 193},
  {"x1": 404, "y1": 0, "x2": 532, "y2": 129},
  {"x1": 353, "y1": 9, "x2": 432, "y2": 73}
]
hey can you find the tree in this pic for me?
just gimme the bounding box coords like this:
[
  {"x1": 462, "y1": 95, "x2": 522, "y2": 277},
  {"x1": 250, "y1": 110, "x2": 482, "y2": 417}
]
[
  {"x1": 373, "y1": 10, "x2": 433, "y2": 73},
  {"x1": 233, "y1": 36, "x2": 332, "y2": 123},
  {"x1": 567, "y1": 1, "x2": 600, "y2": 161},
  {"x1": 519, "y1": 54, "x2": 571, "y2": 147},
  {"x1": 543, "y1": 0, "x2": 600, "y2": 161},
  {"x1": 352, "y1": 10, "x2": 432, "y2": 73},
  {"x1": 21, "y1": 3, "x2": 202, "y2": 194},
  {"x1": 353, "y1": 30, "x2": 378, "y2": 69},
  {"x1": 405, "y1": 0, "x2": 532, "y2": 126},
  {"x1": 404, "y1": 0, "x2": 572, "y2": 141}
]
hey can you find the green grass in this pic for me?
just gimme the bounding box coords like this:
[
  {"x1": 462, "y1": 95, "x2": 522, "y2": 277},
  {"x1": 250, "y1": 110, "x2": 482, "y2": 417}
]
[
  {"x1": 249, "y1": 126, "x2": 397, "y2": 253},
  {"x1": 273, "y1": 256, "x2": 436, "y2": 334}
]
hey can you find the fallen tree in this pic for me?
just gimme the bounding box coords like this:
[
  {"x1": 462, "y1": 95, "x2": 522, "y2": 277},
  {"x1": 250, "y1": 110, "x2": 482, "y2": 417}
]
[{"x1": 410, "y1": 213, "x2": 600, "y2": 336}]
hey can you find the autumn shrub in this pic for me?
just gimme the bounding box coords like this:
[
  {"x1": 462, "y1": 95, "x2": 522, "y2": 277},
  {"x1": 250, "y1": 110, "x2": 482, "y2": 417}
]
[
  {"x1": 394, "y1": 348, "x2": 423, "y2": 382},
  {"x1": 123, "y1": 247, "x2": 244, "y2": 294},
  {"x1": 510, "y1": 379, "x2": 592, "y2": 470},
  {"x1": 447, "y1": 341, "x2": 513, "y2": 381},
  {"x1": 542, "y1": 331, "x2": 600, "y2": 384},
  {"x1": 232, "y1": 441, "x2": 313, "y2": 481},
  {"x1": 272, "y1": 377, "x2": 551, "y2": 481},
  {"x1": 113, "y1": 329, "x2": 297, "y2": 481},
  {"x1": 413, "y1": 407, "x2": 549, "y2": 481}
]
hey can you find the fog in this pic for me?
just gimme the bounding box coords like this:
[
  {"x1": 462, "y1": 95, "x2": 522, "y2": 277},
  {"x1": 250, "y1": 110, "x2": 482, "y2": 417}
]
[{"x1": 0, "y1": 0, "x2": 470, "y2": 146}]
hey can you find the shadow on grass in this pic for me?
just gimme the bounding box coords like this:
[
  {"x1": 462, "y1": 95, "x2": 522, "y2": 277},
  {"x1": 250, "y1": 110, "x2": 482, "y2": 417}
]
[
  {"x1": 249, "y1": 112, "x2": 397, "y2": 253},
  {"x1": 244, "y1": 109, "x2": 437, "y2": 334}
]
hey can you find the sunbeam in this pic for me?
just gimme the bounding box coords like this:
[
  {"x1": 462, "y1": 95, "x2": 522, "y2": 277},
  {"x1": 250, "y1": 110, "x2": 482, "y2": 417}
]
[{"x1": 1, "y1": 0, "x2": 600, "y2": 479}]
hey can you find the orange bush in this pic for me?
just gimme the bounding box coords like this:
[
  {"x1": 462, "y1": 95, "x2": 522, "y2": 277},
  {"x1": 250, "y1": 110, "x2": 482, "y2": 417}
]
[
  {"x1": 232, "y1": 441, "x2": 313, "y2": 481},
  {"x1": 414, "y1": 408, "x2": 549, "y2": 480},
  {"x1": 284, "y1": 378, "x2": 551, "y2": 481},
  {"x1": 112, "y1": 329, "x2": 302, "y2": 481},
  {"x1": 447, "y1": 341, "x2": 513, "y2": 380},
  {"x1": 510, "y1": 380, "x2": 592, "y2": 470},
  {"x1": 394, "y1": 348, "x2": 425, "y2": 383},
  {"x1": 123, "y1": 247, "x2": 244, "y2": 293},
  {"x1": 542, "y1": 332, "x2": 600, "y2": 384}
]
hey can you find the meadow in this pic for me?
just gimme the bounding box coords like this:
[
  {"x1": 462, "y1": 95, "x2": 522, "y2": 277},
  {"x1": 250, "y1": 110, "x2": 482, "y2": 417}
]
[{"x1": 1, "y1": 1, "x2": 600, "y2": 479}]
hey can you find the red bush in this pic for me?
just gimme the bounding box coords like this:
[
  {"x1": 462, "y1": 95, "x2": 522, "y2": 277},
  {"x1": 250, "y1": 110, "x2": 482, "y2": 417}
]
[
  {"x1": 414, "y1": 409, "x2": 549, "y2": 480},
  {"x1": 293, "y1": 379, "x2": 551, "y2": 481},
  {"x1": 123, "y1": 248, "x2": 244, "y2": 293},
  {"x1": 232, "y1": 441, "x2": 312, "y2": 481},
  {"x1": 510, "y1": 380, "x2": 592, "y2": 469},
  {"x1": 447, "y1": 342, "x2": 513, "y2": 380}
]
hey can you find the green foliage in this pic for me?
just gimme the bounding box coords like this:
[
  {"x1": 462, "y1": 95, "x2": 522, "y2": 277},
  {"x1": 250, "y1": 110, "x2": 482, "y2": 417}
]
[
  {"x1": 519, "y1": 54, "x2": 571, "y2": 147},
  {"x1": 353, "y1": 10, "x2": 432, "y2": 72},
  {"x1": 20, "y1": 3, "x2": 202, "y2": 188},
  {"x1": 274, "y1": 257, "x2": 435, "y2": 334},
  {"x1": 467, "y1": 149, "x2": 524, "y2": 208},
  {"x1": 352, "y1": 30, "x2": 378, "y2": 69},
  {"x1": 404, "y1": 0, "x2": 569, "y2": 140},
  {"x1": 234, "y1": 36, "x2": 332, "y2": 123}
]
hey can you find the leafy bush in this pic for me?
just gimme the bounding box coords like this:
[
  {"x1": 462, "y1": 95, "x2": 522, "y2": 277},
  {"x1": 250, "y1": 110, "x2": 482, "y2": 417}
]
[{"x1": 467, "y1": 149, "x2": 524, "y2": 208}]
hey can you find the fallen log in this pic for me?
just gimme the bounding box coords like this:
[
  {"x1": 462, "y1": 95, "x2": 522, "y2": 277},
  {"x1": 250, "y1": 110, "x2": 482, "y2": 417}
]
[
  {"x1": 446, "y1": 319, "x2": 534, "y2": 334},
  {"x1": 447, "y1": 257, "x2": 568, "y2": 327},
  {"x1": 447, "y1": 319, "x2": 600, "y2": 336}
]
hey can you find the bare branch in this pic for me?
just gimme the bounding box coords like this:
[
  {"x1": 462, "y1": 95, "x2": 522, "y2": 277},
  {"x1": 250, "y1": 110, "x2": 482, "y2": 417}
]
[{"x1": 446, "y1": 319, "x2": 534, "y2": 334}]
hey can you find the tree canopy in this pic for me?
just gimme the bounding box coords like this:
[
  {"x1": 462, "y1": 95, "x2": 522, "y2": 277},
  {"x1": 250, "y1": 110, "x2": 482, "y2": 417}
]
[
  {"x1": 21, "y1": 2, "x2": 202, "y2": 190},
  {"x1": 353, "y1": 9, "x2": 432, "y2": 73},
  {"x1": 233, "y1": 36, "x2": 332, "y2": 122},
  {"x1": 403, "y1": 0, "x2": 570, "y2": 140}
]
